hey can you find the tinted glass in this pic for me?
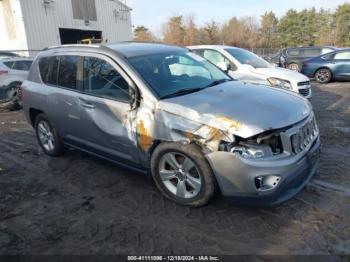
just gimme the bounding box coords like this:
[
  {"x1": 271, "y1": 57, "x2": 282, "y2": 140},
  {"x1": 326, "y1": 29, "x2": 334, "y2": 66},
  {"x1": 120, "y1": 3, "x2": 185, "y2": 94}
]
[
  {"x1": 3, "y1": 61, "x2": 15, "y2": 69},
  {"x1": 39, "y1": 56, "x2": 59, "y2": 85},
  {"x1": 128, "y1": 51, "x2": 230, "y2": 98},
  {"x1": 303, "y1": 48, "x2": 321, "y2": 57},
  {"x1": 225, "y1": 48, "x2": 270, "y2": 68},
  {"x1": 12, "y1": 61, "x2": 32, "y2": 71},
  {"x1": 83, "y1": 57, "x2": 129, "y2": 102},
  {"x1": 58, "y1": 56, "x2": 79, "y2": 89},
  {"x1": 287, "y1": 49, "x2": 300, "y2": 56},
  {"x1": 334, "y1": 51, "x2": 350, "y2": 60}
]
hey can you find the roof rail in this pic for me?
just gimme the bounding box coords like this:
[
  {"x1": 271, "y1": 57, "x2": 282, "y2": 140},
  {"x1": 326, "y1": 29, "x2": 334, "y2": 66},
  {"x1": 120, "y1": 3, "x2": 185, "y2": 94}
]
[{"x1": 43, "y1": 44, "x2": 105, "y2": 51}]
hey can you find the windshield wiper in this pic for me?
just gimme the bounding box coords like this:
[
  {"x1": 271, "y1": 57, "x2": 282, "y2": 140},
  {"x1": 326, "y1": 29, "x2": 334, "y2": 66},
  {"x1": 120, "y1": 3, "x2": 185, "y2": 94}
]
[
  {"x1": 160, "y1": 87, "x2": 207, "y2": 99},
  {"x1": 205, "y1": 78, "x2": 232, "y2": 88}
]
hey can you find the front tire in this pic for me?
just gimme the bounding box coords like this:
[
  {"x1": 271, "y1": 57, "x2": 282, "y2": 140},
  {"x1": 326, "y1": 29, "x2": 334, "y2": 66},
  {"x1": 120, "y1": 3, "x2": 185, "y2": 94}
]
[
  {"x1": 35, "y1": 114, "x2": 66, "y2": 157},
  {"x1": 315, "y1": 68, "x2": 332, "y2": 84},
  {"x1": 151, "y1": 143, "x2": 216, "y2": 207}
]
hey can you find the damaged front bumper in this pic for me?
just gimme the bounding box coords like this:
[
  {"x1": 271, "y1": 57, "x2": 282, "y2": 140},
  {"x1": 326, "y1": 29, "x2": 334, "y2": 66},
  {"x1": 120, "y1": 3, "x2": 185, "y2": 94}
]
[{"x1": 206, "y1": 135, "x2": 320, "y2": 206}]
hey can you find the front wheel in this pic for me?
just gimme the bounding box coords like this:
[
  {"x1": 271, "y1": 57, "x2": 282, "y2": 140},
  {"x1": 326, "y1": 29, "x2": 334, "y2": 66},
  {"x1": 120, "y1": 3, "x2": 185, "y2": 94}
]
[
  {"x1": 151, "y1": 143, "x2": 216, "y2": 207},
  {"x1": 315, "y1": 68, "x2": 332, "y2": 84}
]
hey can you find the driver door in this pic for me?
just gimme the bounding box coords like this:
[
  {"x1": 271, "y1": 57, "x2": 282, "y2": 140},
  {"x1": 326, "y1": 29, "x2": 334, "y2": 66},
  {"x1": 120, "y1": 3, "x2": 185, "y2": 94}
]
[{"x1": 74, "y1": 54, "x2": 141, "y2": 164}]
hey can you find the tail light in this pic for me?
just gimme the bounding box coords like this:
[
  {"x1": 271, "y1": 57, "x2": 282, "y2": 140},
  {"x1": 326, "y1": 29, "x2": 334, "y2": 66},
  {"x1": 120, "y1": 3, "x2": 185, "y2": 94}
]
[
  {"x1": 18, "y1": 84, "x2": 23, "y2": 101},
  {"x1": 0, "y1": 70, "x2": 8, "y2": 76}
]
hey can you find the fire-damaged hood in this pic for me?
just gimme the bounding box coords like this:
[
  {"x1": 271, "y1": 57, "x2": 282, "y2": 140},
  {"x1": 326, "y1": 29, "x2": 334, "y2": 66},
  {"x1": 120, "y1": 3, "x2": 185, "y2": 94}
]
[{"x1": 158, "y1": 81, "x2": 311, "y2": 138}]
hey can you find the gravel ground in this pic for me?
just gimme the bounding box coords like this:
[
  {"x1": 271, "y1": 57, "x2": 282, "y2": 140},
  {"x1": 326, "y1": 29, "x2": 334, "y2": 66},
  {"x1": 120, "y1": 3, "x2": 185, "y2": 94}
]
[{"x1": 0, "y1": 82, "x2": 349, "y2": 255}]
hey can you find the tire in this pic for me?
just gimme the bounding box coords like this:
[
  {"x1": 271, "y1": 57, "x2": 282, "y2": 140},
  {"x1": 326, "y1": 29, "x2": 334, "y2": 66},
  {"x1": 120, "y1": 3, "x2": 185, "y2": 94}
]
[
  {"x1": 34, "y1": 113, "x2": 66, "y2": 157},
  {"x1": 151, "y1": 142, "x2": 216, "y2": 207},
  {"x1": 315, "y1": 68, "x2": 332, "y2": 84},
  {"x1": 287, "y1": 63, "x2": 300, "y2": 71}
]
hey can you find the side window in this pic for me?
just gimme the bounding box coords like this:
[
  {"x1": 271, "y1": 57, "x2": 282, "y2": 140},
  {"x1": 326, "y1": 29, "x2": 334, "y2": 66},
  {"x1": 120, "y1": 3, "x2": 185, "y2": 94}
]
[
  {"x1": 58, "y1": 56, "x2": 79, "y2": 89},
  {"x1": 39, "y1": 56, "x2": 59, "y2": 86},
  {"x1": 13, "y1": 61, "x2": 32, "y2": 71},
  {"x1": 83, "y1": 57, "x2": 130, "y2": 102},
  {"x1": 287, "y1": 49, "x2": 300, "y2": 56},
  {"x1": 3, "y1": 61, "x2": 15, "y2": 69},
  {"x1": 203, "y1": 49, "x2": 237, "y2": 71},
  {"x1": 334, "y1": 52, "x2": 350, "y2": 60},
  {"x1": 303, "y1": 48, "x2": 321, "y2": 57}
]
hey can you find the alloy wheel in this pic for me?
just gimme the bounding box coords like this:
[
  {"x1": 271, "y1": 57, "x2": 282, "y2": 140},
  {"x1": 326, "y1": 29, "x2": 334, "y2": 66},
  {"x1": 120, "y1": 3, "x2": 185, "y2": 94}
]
[
  {"x1": 158, "y1": 152, "x2": 202, "y2": 199},
  {"x1": 37, "y1": 120, "x2": 55, "y2": 152},
  {"x1": 316, "y1": 69, "x2": 331, "y2": 83}
]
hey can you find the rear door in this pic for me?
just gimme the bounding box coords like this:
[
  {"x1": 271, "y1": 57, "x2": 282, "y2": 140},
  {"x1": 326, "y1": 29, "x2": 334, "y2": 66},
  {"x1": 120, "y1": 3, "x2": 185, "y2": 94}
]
[
  {"x1": 330, "y1": 51, "x2": 350, "y2": 79},
  {"x1": 74, "y1": 54, "x2": 140, "y2": 164},
  {"x1": 38, "y1": 55, "x2": 84, "y2": 141}
]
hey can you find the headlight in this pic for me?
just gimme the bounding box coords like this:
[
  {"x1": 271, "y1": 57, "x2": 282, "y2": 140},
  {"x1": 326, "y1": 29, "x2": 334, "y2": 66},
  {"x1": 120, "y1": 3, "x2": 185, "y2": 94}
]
[
  {"x1": 267, "y1": 78, "x2": 292, "y2": 90},
  {"x1": 231, "y1": 144, "x2": 273, "y2": 159}
]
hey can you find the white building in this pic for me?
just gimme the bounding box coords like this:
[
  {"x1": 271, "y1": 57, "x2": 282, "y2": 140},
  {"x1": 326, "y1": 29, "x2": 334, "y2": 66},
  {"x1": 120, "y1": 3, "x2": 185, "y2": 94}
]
[{"x1": 0, "y1": 0, "x2": 133, "y2": 53}]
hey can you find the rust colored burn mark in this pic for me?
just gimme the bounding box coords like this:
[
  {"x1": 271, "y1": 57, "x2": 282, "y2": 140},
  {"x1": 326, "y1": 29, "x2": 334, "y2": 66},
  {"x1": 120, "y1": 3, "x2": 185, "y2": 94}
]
[
  {"x1": 137, "y1": 121, "x2": 153, "y2": 151},
  {"x1": 216, "y1": 116, "x2": 242, "y2": 131},
  {"x1": 207, "y1": 127, "x2": 225, "y2": 141}
]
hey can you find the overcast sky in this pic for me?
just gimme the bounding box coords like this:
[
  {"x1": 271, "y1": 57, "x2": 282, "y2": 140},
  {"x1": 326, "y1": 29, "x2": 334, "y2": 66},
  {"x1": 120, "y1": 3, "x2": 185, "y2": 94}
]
[{"x1": 127, "y1": 0, "x2": 349, "y2": 35}]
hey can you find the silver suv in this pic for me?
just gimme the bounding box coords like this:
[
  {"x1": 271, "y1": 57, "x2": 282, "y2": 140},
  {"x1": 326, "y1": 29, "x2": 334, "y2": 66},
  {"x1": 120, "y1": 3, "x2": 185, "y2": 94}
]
[{"x1": 22, "y1": 43, "x2": 320, "y2": 207}]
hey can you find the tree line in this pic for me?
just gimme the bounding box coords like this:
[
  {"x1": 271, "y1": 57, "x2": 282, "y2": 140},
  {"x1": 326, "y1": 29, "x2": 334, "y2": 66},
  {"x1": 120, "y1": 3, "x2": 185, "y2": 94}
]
[{"x1": 133, "y1": 3, "x2": 350, "y2": 49}]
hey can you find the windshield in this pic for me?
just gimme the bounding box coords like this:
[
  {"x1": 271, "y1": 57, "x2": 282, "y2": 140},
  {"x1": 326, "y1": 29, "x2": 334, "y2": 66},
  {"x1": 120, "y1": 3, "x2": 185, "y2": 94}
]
[
  {"x1": 128, "y1": 51, "x2": 231, "y2": 99},
  {"x1": 225, "y1": 48, "x2": 271, "y2": 68}
]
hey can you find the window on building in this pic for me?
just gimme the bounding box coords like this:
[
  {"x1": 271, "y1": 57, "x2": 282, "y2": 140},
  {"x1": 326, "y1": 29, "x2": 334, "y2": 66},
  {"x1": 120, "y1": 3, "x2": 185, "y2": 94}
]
[
  {"x1": 71, "y1": 0, "x2": 97, "y2": 21},
  {"x1": 83, "y1": 57, "x2": 130, "y2": 102},
  {"x1": 58, "y1": 56, "x2": 79, "y2": 89}
]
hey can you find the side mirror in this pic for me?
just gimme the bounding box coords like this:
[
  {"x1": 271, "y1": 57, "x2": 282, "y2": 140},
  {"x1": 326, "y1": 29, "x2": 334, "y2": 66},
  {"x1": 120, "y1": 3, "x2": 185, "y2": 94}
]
[
  {"x1": 217, "y1": 61, "x2": 230, "y2": 72},
  {"x1": 129, "y1": 86, "x2": 140, "y2": 110}
]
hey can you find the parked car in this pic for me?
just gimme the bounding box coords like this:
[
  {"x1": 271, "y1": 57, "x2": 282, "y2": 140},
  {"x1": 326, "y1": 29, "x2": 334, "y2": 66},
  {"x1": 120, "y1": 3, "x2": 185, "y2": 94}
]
[
  {"x1": 263, "y1": 52, "x2": 281, "y2": 67},
  {"x1": 301, "y1": 48, "x2": 350, "y2": 83},
  {"x1": 0, "y1": 51, "x2": 20, "y2": 58},
  {"x1": 22, "y1": 43, "x2": 320, "y2": 207},
  {"x1": 279, "y1": 46, "x2": 337, "y2": 71},
  {"x1": 189, "y1": 45, "x2": 312, "y2": 99},
  {"x1": 0, "y1": 57, "x2": 33, "y2": 109}
]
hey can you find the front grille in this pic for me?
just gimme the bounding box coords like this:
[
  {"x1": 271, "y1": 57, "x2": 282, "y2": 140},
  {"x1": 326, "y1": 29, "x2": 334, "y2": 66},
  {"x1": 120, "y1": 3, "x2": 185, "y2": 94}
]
[
  {"x1": 291, "y1": 116, "x2": 318, "y2": 154},
  {"x1": 299, "y1": 88, "x2": 310, "y2": 97},
  {"x1": 297, "y1": 81, "x2": 310, "y2": 86}
]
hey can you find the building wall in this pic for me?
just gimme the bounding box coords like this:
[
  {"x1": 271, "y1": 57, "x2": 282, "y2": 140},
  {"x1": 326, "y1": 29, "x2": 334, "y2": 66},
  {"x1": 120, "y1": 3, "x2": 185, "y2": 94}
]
[
  {"x1": 0, "y1": 0, "x2": 28, "y2": 53},
  {"x1": 0, "y1": 0, "x2": 132, "y2": 52}
]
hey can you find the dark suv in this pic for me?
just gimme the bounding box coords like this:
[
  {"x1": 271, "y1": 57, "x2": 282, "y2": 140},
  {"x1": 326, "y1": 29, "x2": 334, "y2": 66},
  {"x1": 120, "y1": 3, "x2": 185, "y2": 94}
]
[{"x1": 279, "y1": 46, "x2": 337, "y2": 71}]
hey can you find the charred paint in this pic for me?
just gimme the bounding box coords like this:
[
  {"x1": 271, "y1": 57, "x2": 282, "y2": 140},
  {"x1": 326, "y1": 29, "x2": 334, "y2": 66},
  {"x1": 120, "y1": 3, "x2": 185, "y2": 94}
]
[{"x1": 137, "y1": 120, "x2": 154, "y2": 151}]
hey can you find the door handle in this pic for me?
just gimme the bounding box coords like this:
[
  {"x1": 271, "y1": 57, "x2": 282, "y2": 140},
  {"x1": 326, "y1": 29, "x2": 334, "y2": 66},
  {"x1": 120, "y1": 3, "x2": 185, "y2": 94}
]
[{"x1": 79, "y1": 98, "x2": 95, "y2": 109}]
